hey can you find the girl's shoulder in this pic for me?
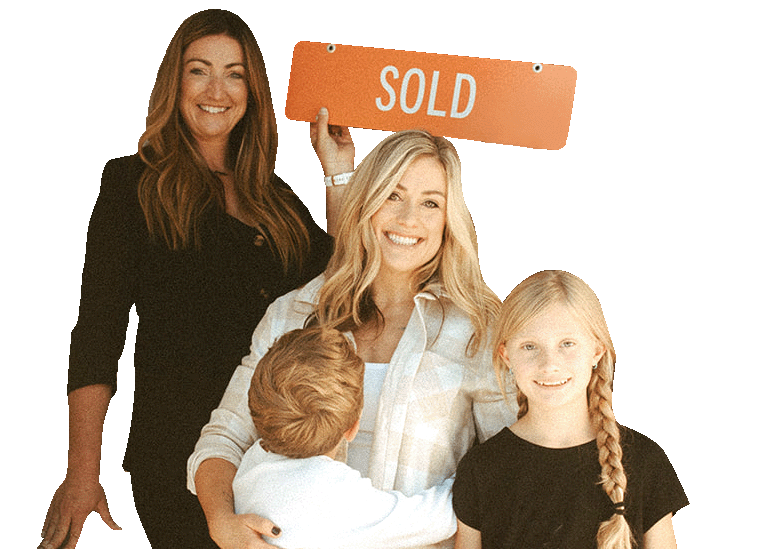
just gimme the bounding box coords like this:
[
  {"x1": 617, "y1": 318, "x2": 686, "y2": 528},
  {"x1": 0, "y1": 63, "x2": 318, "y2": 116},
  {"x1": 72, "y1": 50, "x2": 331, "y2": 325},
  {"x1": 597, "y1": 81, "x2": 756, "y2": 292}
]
[
  {"x1": 456, "y1": 427, "x2": 516, "y2": 468},
  {"x1": 618, "y1": 425, "x2": 689, "y2": 526},
  {"x1": 618, "y1": 425, "x2": 673, "y2": 463},
  {"x1": 618, "y1": 424, "x2": 685, "y2": 488}
]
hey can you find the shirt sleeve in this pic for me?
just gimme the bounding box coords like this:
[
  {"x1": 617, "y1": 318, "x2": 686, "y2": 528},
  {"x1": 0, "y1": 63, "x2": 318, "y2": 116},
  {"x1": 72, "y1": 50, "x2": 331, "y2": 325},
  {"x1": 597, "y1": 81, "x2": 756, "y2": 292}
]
[
  {"x1": 299, "y1": 201, "x2": 332, "y2": 283},
  {"x1": 236, "y1": 453, "x2": 456, "y2": 549},
  {"x1": 333, "y1": 476, "x2": 456, "y2": 548},
  {"x1": 273, "y1": 174, "x2": 333, "y2": 283},
  {"x1": 67, "y1": 157, "x2": 140, "y2": 395},
  {"x1": 640, "y1": 436, "x2": 689, "y2": 532},
  {"x1": 452, "y1": 447, "x2": 483, "y2": 531}
]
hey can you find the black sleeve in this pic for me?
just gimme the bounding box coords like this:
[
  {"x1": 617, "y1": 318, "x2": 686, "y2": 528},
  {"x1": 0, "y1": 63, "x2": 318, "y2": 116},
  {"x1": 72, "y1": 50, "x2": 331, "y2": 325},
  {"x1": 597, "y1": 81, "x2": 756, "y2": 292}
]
[
  {"x1": 300, "y1": 206, "x2": 332, "y2": 283},
  {"x1": 452, "y1": 448, "x2": 483, "y2": 531},
  {"x1": 274, "y1": 174, "x2": 333, "y2": 283},
  {"x1": 67, "y1": 156, "x2": 141, "y2": 395},
  {"x1": 636, "y1": 432, "x2": 690, "y2": 533}
]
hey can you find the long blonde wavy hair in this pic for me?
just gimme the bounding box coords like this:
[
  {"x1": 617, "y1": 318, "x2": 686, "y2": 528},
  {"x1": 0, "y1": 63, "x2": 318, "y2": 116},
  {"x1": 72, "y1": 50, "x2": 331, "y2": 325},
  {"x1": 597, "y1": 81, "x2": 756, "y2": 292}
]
[
  {"x1": 493, "y1": 270, "x2": 634, "y2": 549},
  {"x1": 314, "y1": 129, "x2": 499, "y2": 354},
  {"x1": 137, "y1": 9, "x2": 310, "y2": 274}
]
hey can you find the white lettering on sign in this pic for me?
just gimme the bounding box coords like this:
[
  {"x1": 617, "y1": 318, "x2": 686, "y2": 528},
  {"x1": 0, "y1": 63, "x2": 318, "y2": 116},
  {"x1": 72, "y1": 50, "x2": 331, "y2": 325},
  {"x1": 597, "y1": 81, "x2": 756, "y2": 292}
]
[
  {"x1": 450, "y1": 73, "x2": 477, "y2": 119},
  {"x1": 427, "y1": 71, "x2": 446, "y2": 117},
  {"x1": 376, "y1": 66, "x2": 399, "y2": 112},
  {"x1": 401, "y1": 68, "x2": 425, "y2": 114},
  {"x1": 375, "y1": 65, "x2": 476, "y2": 119}
]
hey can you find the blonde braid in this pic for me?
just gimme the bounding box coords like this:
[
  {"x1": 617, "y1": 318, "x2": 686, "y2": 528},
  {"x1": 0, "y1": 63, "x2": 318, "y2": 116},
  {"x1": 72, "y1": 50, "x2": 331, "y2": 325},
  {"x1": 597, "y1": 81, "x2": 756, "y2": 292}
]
[
  {"x1": 589, "y1": 368, "x2": 634, "y2": 549},
  {"x1": 515, "y1": 391, "x2": 529, "y2": 420}
]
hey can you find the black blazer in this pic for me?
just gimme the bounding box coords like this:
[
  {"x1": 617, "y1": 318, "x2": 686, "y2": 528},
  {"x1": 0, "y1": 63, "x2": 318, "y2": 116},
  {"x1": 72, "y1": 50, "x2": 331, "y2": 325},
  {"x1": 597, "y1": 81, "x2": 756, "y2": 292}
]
[{"x1": 68, "y1": 154, "x2": 331, "y2": 472}]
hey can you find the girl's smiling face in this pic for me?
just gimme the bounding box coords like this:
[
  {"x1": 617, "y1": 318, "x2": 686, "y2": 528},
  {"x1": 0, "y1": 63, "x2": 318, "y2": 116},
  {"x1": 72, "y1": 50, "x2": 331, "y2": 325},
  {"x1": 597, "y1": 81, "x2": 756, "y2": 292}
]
[
  {"x1": 179, "y1": 34, "x2": 248, "y2": 151},
  {"x1": 499, "y1": 302, "x2": 605, "y2": 413},
  {"x1": 370, "y1": 156, "x2": 447, "y2": 279}
]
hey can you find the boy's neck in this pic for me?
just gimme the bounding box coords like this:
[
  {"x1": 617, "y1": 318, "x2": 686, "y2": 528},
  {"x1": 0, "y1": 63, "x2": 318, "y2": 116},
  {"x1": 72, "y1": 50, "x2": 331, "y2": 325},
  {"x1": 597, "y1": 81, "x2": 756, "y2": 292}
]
[{"x1": 323, "y1": 438, "x2": 347, "y2": 461}]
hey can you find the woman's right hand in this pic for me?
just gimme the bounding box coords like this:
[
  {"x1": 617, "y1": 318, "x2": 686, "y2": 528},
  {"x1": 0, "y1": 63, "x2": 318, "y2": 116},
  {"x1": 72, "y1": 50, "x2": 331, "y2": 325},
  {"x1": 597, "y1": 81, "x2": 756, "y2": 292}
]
[
  {"x1": 207, "y1": 511, "x2": 281, "y2": 549},
  {"x1": 39, "y1": 474, "x2": 120, "y2": 549},
  {"x1": 310, "y1": 107, "x2": 355, "y2": 177},
  {"x1": 195, "y1": 458, "x2": 282, "y2": 549}
]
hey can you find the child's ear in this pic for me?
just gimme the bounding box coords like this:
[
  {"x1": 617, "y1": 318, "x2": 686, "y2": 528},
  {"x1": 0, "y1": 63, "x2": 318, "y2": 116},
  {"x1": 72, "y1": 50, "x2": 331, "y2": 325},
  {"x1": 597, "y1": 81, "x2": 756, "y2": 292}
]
[
  {"x1": 593, "y1": 345, "x2": 606, "y2": 367},
  {"x1": 497, "y1": 342, "x2": 510, "y2": 365},
  {"x1": 344, "y1": 418, "x2": 360, "y2": 442}
]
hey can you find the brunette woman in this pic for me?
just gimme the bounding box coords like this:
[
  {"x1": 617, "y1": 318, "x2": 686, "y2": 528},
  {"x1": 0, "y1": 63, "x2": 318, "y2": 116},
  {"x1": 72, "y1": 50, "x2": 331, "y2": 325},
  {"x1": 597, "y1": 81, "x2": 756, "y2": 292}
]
[{"x1": 39, "y1": 9, "x2": 350, "y2": 549}]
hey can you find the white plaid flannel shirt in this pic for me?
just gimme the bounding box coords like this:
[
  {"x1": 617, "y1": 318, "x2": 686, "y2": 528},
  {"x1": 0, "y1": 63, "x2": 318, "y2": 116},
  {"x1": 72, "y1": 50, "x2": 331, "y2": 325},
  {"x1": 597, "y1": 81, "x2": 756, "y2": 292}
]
[{"x1": 187, "y1": 275, "x2": 517, "y2": 547}]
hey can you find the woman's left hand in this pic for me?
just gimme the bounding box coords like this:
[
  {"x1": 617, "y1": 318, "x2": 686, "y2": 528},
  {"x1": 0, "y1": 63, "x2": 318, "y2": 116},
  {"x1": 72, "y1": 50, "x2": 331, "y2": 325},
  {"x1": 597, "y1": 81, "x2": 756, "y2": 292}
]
[{"x1": 310, "y1": 107, "x2": 355, "y2": 177}]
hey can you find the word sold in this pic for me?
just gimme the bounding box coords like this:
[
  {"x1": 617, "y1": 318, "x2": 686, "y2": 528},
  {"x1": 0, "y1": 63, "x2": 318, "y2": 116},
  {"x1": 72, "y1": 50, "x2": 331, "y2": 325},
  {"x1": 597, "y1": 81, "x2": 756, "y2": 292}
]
[{"x1": 375, "y1": 65, "x2": 477, "y2": 119}]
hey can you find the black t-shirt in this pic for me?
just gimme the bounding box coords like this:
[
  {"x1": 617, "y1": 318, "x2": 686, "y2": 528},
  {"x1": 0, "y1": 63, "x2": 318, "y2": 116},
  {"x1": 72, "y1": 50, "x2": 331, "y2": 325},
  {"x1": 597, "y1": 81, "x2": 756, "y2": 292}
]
[{"x1": 452, "y1": 426, "x2": 688, "y2": 549}]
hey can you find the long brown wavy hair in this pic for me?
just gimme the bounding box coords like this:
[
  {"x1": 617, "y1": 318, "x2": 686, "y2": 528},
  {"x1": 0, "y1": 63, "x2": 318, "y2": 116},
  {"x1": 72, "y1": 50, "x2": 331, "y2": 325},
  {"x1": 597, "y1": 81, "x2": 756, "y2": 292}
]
[{"x1": 137, "y1": 9, "x2": 310, "y2": 273}]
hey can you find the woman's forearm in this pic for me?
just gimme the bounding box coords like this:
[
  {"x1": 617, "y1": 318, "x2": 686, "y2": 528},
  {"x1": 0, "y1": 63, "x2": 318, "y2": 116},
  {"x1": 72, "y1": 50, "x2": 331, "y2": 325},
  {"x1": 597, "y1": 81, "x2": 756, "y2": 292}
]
[
  {"x1": 195, "y1": 458, "x2": 240, "y2": 525},
  {"x1": 325, "y1": 185, "x2": 347, "y2": 236},
  {"x1": 66, "y1": 384, "x2": 112, "y2": 480},
  {"x1": 195, "y1": 458, "x2": 283, "y2": 548}
]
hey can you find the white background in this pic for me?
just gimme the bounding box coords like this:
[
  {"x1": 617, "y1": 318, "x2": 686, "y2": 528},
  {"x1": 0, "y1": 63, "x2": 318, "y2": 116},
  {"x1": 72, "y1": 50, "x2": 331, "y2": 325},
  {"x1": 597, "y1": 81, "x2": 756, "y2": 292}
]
[{"x1": 3, "y1": 1, "x2": 775, "y2": 547}]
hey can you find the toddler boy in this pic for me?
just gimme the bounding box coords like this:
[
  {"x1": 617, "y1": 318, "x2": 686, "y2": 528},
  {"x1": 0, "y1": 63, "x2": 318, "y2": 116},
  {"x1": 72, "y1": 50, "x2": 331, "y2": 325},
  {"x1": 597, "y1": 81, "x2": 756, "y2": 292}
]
[{"x1": 233, "y1": 326, "x2": 455, "y2": 548}]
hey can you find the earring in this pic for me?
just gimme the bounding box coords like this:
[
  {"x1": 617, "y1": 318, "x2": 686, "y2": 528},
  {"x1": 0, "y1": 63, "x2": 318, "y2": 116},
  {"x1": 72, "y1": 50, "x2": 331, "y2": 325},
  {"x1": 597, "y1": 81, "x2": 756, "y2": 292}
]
[{"x1": 593, "y1": 363, "x2": 598, "y2": 370}]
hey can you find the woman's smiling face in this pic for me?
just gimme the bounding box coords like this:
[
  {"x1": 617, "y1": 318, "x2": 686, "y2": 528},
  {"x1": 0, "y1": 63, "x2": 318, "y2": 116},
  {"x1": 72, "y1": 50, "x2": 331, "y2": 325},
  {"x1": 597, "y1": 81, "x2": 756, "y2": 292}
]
[
  {"x1": 179, "y1": 34, "x2": 248, "y2": 151},
  {"x1": 370, "y1": 156, "x2": 447, "y2": 279}
]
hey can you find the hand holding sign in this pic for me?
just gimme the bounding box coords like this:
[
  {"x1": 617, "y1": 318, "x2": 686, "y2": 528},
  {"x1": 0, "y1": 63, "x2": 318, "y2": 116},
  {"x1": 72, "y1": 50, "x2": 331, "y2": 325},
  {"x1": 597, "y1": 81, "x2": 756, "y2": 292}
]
[
  {"x1": 310, "y1": 107, "x2": 355, "y2": 177},
  {"x1": 286, "y1": 42, "x2": 577, "y2": 150}
]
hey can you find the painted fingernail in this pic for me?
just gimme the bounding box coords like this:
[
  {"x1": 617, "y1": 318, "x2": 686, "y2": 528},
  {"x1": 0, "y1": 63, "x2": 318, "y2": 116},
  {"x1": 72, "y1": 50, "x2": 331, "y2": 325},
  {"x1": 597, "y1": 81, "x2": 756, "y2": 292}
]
[{"x1": 272, "y1": 526, "x2": 281, "y2": 536}]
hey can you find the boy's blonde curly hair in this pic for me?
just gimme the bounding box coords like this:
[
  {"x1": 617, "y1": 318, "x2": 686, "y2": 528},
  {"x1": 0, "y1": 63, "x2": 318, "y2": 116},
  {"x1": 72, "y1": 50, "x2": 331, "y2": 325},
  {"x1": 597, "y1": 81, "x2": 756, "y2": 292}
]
[{"x1": 248, "y1": 326, "x2": 364, "y2": 459}]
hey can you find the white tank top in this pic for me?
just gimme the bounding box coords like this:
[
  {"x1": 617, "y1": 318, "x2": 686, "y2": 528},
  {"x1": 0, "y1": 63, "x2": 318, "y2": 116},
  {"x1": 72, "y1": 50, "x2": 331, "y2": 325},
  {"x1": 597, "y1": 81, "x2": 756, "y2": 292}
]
[{"x1": 347, "y1": 362, "x2": 389, "y2": 476}]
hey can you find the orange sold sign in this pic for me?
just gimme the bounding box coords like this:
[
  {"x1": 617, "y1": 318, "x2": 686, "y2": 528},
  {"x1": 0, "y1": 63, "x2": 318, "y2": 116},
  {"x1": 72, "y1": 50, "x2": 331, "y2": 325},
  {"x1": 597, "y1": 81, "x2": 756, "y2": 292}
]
[{"x1": 285, "y1": 42, "x2": 577, "y2": 150}]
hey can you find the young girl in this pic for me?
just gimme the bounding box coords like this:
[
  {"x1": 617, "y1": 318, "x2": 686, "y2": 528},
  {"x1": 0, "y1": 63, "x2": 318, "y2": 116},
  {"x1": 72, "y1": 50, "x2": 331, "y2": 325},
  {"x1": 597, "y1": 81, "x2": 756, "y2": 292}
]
[{"x1": 452, "y1": 270, "x2": 688, "y2": 549}]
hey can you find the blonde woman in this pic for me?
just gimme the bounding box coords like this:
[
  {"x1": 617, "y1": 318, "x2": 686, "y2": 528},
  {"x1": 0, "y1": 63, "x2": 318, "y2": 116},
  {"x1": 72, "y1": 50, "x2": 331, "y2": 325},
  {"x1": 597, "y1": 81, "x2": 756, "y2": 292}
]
[
  {"x1": 452, "y1": 270, "x2": 688, "y2": 549},
  {"x1": 188, "y1": 129, "x2": 517, "y2": 549}
]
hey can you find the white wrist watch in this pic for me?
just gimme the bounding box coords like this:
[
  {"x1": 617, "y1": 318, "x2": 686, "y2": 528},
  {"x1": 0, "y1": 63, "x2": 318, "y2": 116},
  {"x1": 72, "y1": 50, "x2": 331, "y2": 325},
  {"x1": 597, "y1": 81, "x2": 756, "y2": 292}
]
[{"x1": 324, "y1": 171, "x2": 354, "y2": 187}]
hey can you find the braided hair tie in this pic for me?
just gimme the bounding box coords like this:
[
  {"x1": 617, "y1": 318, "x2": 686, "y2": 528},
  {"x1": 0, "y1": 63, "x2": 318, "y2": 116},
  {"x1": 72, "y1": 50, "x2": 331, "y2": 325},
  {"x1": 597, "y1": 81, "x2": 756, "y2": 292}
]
[{"x1": 613, "y1": 502, "x2": 626, "y2": 516}]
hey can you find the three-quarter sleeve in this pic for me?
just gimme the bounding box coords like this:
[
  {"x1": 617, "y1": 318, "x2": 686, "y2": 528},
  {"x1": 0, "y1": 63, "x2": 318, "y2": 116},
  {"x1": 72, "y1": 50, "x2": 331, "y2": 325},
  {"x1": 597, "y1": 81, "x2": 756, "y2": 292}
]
[{"x1": 67, "y1": 157, "x2": 141, "y2": 395}]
